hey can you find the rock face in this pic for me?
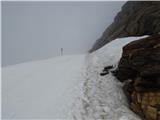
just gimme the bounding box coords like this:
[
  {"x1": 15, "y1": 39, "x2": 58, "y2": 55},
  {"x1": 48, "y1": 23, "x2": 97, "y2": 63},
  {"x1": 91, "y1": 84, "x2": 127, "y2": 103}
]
[
  {"x1": 114, "y1": 35, "x2": 160, "y2": 120},
  {"x1": 90, "y1": 1, "x2": 160, "y2": 52}
]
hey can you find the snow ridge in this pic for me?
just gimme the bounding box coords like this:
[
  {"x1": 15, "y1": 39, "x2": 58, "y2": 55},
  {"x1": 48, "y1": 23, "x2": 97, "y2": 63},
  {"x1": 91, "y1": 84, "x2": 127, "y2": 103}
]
[{"x1": 72, "y1": 36, "x2": 148, "y2": 120}]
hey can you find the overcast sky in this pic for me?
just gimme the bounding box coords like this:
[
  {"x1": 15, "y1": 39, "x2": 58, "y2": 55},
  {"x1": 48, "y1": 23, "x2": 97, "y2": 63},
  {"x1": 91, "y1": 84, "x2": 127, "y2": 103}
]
[{"x1": 2, "y1": 1, "x2": 125, "y2": 66}]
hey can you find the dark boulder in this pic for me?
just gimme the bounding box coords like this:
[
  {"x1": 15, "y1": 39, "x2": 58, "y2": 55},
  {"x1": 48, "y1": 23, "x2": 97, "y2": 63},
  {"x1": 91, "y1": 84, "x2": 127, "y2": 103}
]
[{"x1": 114, "y1": 35, "x2": 160, "y2": 85}]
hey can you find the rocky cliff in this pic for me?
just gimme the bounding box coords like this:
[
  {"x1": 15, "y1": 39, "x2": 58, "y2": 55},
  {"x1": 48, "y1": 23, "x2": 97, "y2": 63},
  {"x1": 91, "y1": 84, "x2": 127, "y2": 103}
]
[
  {"x1": 90, "y1": 1, "x2": 160, "y2": 52},
  {"x1": 113, "y1": 35, "x2": 160, "y2": 120}
]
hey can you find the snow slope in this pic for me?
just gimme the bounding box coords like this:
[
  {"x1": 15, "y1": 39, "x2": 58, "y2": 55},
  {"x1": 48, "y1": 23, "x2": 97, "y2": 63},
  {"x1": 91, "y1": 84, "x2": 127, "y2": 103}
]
[
  {"x1": 72, "y1": 36, "x2": 148, "y2": 120},
  {"x1": 2, "y1": 36, "x2": 147, "y2": 120},
  {"x1": 2, "y1": 55, "x2": 86, "y2": 119}
]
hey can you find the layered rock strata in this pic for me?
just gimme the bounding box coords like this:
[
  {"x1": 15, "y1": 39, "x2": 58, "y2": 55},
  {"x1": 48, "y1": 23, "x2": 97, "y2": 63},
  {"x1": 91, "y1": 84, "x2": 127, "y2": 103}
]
[{"x1": 114, "y1": 35, "x2": 160, "y2": 120}]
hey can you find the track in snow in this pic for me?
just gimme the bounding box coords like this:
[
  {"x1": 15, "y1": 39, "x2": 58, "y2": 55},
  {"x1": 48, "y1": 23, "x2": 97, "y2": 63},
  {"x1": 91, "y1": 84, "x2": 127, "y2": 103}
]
[{"x1": 72, "y1": 36, "x2": 147, "y2": 120}]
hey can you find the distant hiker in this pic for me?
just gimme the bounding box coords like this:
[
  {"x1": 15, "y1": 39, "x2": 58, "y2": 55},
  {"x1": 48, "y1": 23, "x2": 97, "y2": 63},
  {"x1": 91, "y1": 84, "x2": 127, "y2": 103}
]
[{"x1": 60, "y1": 48, "x2": 63, "y2": 56}]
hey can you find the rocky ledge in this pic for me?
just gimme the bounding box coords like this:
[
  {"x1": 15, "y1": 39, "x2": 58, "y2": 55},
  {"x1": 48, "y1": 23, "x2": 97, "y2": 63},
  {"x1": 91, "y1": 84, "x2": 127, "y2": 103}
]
[{"x1": 113, "y1": 35, "x2": 160, "y2": 120}]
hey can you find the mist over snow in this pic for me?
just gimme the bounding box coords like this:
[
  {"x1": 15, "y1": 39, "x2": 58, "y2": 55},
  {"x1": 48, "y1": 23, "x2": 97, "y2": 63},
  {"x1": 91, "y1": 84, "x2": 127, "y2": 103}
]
[{"x1": 2, "y1": 1, "x2": 125, "y2": 66}]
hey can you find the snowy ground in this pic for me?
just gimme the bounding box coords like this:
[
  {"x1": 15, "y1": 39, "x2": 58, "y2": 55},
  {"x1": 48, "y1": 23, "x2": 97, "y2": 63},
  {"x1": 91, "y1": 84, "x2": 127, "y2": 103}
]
[
  {"x1": 72, "y1": 36, "x2": 147, "y2": 120},
  {"x1": 2, "y1": 55, "x2": 86, "y2": 119},
  {"x1": 2, "y1": 36, "x2": 147, "y2": 120}
]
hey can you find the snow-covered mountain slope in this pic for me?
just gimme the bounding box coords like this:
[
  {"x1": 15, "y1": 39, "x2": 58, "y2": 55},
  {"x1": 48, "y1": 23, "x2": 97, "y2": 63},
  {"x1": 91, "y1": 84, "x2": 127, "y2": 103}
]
[
  {"x1": 72, "y1": 36, "x2": 148, "y2": 120},
  {"x1": 2, "y1": 36, "x2": 148, "y2": 120},
  {"x1": 2, "y1": 55, "x2": 86, "y2": 119}
]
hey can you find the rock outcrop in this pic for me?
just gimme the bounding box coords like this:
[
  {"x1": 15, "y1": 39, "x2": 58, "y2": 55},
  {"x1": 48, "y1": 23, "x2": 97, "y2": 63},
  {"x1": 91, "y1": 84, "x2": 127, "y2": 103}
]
[
  {"x1": 114, "y1": 35, "x2": 160, "y2": 120},
  {"x1": 90, "y1": 1, "x2": 160, "y2": 52}
]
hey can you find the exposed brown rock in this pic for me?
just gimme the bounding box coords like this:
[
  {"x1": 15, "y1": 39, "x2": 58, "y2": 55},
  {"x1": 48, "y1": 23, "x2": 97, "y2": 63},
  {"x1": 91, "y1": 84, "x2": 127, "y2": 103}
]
[{"x1": 114, "y1": 35, "x2": 160, "y2": 120}]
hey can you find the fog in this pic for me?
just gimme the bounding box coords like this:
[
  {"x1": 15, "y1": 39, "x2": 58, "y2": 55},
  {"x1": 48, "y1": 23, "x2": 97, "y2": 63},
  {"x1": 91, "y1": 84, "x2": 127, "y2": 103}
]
[{"x1": 2, "y1": 1, "x2": 125, "y2": 66}]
